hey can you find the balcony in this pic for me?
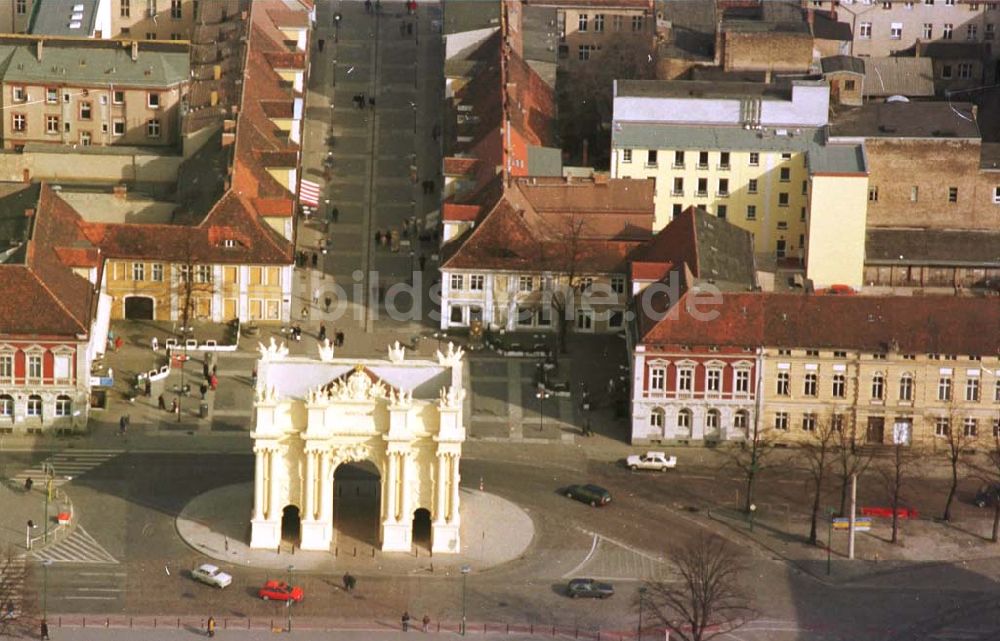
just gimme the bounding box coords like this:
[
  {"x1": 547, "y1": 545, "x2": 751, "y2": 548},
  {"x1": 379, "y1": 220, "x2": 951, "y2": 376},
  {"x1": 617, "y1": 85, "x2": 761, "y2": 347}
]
[
  {"x1": 716, "y1": 190, "x2": 730, "y2": 198},
  {"x1": 717, "y1": 163, "x2": 731, "y2": 171},
  {"x1": 671, "y1": 162, "x2": 685, "y2": 170},
  {"x1": 696, "y1": 163, "x2": 709, "y2": 170},
  {"x1": 695, "y1": 190, "x2": 708, "y2": 198},
  {"x1": 671, "y1": 190, "x2": 684, "y2": 197}
]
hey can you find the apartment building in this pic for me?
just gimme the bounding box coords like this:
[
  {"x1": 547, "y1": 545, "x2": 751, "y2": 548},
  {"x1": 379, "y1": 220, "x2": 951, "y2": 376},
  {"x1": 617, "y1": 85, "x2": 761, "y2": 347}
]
[
  {"x1": 108, "y1": 0, "x2": 198, "y2": 40},
  {"x1": 630, "y1": 287, "x2": 1000, "y2": 447},
  {"x1": 440, "y1": 175, "x2": 655, "y2": 333},
  {"x1": 0, "y1": 38, "x2": 190, "y2": 149},
  {"x1": 0, "y1": 0, "x2": 35, "y2": 34},
  {"x1": 530, "y1": 0, "x2": 654, "y2": 70},
  {"x1": 810, "y1": 0, "x2": 998, "y2": 58},
  {"x1": 7, "y1": 0, "x2": 202, "y2": 40}
]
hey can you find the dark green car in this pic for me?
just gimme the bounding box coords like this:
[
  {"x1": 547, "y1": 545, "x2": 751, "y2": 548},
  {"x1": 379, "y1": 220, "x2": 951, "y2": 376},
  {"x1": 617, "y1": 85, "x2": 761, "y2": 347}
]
[{"x1": 564, "y1": 484, "x2": 611, "y2": 507}]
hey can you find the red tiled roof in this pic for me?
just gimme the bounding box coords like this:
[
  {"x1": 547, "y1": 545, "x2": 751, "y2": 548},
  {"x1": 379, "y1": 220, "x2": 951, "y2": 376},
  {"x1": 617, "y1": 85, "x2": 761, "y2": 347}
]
[
  {"x1": 253, "y1": 198, "x2": 295, "y2": 217},
  {"x1": 261, "y1": 100, "x2": 295, "y2": 119},
  {"x1": 638, "y1": 291, "x2": 1000, "y2": 355},
  {"x1": 443, "y1": 157, "x2": 480, "y2": 176},
  {"x1": 266, "y1": 8, "x2": 312, "y2": 29},
  {"x1": 442, "y1": 203, "x2": 481, "y2": 222},
  {"x1": 264, "y1": 51, "x2": 307, "y2": 70},
  {"x1": 631, "y1": 260, "x2": 674, "y2": 282}
]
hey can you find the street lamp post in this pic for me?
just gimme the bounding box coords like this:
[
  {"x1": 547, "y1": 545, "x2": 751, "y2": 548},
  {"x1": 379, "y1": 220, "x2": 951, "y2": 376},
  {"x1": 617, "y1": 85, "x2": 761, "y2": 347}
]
[
  {"x1": 42, "y1": 462, "x2": 53, "y2": 544},
  {"x1": 286, "y1": 564, "x2": 294, "y2": 632},
  {"x1": 42, "y1": 559, "x2": 52, "y2": 621},
  {"x1": 826, "y1": 507, "x2": 836, "y2": 576},
  {"x1": 637, "y1": 586, "x2": 647, "y2": 641},
  {"x1": 535, "y1": 388, "x2": 551, "y2": 432},
  {"x1": 333, "y1": 12, "x2": 342, "y2": 43},
  {"x1": 748, "y1": 503, "x2": 757, "y2": 532},
  {"x1": 460, "y1": 564, "x2": 471, "y2": 636}
]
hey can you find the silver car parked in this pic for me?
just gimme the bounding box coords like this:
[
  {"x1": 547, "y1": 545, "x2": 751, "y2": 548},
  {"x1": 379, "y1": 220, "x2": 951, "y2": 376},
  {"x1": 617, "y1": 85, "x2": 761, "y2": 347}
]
[{"x1": 191, "y1": 563, "x2": 233, "y2": 589}]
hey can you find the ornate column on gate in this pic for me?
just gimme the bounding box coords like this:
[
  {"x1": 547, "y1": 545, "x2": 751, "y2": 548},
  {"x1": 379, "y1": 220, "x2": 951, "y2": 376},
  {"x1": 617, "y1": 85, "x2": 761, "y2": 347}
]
[
  {"x1": 432, "y1": 373, "x2": 466, "y2": 554},
  {"x1": 253, "y1": 447, "x2": 266, "y2": 520},
  {"x1": 301, "y1": 447, "x2": 334, "y2": 550}
]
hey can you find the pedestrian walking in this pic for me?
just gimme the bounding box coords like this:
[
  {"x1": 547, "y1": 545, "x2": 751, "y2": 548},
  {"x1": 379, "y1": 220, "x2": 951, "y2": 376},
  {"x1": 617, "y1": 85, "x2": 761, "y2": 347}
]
[
  {"x1": 311, "y1": 252, "x2": 318, "y2": 268},
  {"x1": 24, "y1": 477, "x2": 32, "y2": 492},
  {"x1": 324, "y1": 295, "x2": 333, "y2": 312},
  {"x1": 313, "y1": 288, "x2": 320, "y2": 304},
  {"x1": 318, "y1": 324, "x2": 327, "y2": 342},
  {"x1": 119, "y1": 414, "x2": 128, "y2": 436},
  {"x1": 171, "y1": 397, "x2": 179, "y2": 414},
  {"x1": 368, "y1": 96, "x2": 375, "y2": 108},
  {"x1": 318, "y1": 38, "x2": 325, "y2": 52},
  {"x1": 374, "y1": 229, "x2": 382, "y2": 245},
  {"x1": 203, "y1": 362, "x2": 210, "y2": 379},
  {"x1": 151, "y1": 336, "x2": 159, "y2": 351},
  {"x1": 200, "y1": 383, "x2": 208, "y2": 399},
  {"x1": 114, "y1": 335, "x2": 124, "y2": 352},
  {"x1": 209, "y1": 374, "x2": 218, "y2": 391},
  {"x1": 401, "y1": 611, "x2": 410, "y2": 631},
  {"x1": 301, "y1": 306, "x2": 309, "y2": 320},
  {"x1": 207, "y1": 616, "x2": 216, "y2": 638},
  {"x1": 145, "y1": 378, "x2": 152, "y2": 397},
  {"x1": 40, "y1": 620, "x2": 49, "y2": 640},
  {"x1": 336, "y1": 331, "x2": 344, "y2": 347},
  {"x1": 158, "y1": 394, "x2": 167, "y2": 410},
  {"x1": 364, "y1": 0, "x2": 371, "y2": 13},
  {"x1": 422, "y1": 614, "x2": 430, "y2": 632},
  {"x1": 330, "y1": 207, "x2": 339, "y2": 223}
]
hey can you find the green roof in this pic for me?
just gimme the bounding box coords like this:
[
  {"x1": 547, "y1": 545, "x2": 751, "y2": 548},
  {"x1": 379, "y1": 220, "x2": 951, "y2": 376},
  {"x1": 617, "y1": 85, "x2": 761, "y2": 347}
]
[{"x1": 0, "y1": 40, "x2": 189, "y2": 87}]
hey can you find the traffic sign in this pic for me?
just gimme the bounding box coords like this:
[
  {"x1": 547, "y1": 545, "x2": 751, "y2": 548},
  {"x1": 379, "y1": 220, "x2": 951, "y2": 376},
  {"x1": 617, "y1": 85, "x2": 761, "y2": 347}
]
[{"x1": 832, "y1": 517, "x2": 872, "y2": 532}]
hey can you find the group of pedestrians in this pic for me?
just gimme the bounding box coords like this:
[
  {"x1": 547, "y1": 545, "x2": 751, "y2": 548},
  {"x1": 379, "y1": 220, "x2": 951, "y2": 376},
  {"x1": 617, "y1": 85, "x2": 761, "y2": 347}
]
[
  {"x1": 400, "y1": 611, "x2": 432, "y2": 632},
  {"x1": 352, "y1": 93, "x2": 375, "y2": 109}
]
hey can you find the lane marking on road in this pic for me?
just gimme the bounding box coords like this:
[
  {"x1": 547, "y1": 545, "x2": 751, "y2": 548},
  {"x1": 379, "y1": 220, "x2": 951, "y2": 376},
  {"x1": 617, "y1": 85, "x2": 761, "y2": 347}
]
[
  {"x1": 32, "y1": 526, "x2": 119, "y2": 564},
  {"x1": 62, "y1": 595, "x2": 117, "y2": 600},
  {"x1": 561, "y1": 532, "x2": 600, "y2": 579}
]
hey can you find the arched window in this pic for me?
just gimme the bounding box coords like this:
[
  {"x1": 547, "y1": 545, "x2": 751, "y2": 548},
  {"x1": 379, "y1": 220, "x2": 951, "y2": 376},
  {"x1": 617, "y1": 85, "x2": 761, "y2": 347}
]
[
  {"x1": 650, "y1": 407, "x2": 665, "y2": 429},
  {"x1": 706, "y1": 408, "x2": 721, "y2": 434},
  {"x1": 26, "y1": 394, "x2": 42, "y2": 417},
  {"x1": 0, "y1": 394, "x2": 12, "y2": 416},
  {"x1": 677, "y1": 408, "x2": 692, "y2": 435},
  {"x1": 734, "y1": 410, "x2": 749, "y2": 434},
  {"x1": 899, "y1": 373, "x2": 914, "y2": 401},
  {"x1": 55, "y1": 395, "x2": 71, "y2": 417}
]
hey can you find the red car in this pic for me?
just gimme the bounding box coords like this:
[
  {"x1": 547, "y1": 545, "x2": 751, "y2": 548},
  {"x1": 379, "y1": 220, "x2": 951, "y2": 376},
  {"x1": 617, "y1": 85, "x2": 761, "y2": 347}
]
[{"x1": 257, "y1": 580, "x2": 304, "y2": 602}]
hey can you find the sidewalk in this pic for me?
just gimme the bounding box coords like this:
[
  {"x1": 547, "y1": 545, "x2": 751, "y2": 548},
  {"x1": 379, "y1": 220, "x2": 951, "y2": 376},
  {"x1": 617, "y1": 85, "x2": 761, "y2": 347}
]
[{"x1": 0, "y1": 482, "x2": 67, "y2": 555}]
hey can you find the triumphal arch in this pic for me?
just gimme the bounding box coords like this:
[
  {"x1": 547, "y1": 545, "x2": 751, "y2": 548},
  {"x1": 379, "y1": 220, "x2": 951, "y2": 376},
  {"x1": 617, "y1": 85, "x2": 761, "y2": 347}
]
[{"x1": 249, "y1": 339, "x2": 468, "y2": 554}]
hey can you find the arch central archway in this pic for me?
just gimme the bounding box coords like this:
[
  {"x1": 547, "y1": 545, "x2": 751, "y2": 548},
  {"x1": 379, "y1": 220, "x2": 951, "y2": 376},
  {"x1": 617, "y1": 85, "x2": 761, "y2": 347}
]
[
  {"x1": 333, "y1": 460, "x2": 382, "y2": 548},
  {"x1": 280, "y1": 505, "x2": 300, "y2": 544}
]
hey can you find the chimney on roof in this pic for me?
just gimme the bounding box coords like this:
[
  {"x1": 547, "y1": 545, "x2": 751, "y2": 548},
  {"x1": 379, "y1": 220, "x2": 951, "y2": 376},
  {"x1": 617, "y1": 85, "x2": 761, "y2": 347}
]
[
  {"x1": 829, "y1": 7, "x2": 836, "y2": 20},
  {"x1": 36, "y1": 39, "x2": 43, "y2": 62},
  {"x1": 593, "y1": 173, "x2": 609, "y2": 185},
  {"x1": 113, "y1": 184, "x2": 127, "y2": 200},
  {"x1": 131, "y1": 40, "x2": 139, "y2": 62}
]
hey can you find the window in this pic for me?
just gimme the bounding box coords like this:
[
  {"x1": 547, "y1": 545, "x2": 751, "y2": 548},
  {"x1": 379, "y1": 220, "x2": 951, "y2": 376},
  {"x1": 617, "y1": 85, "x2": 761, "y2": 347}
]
[
  {"x1": 869, "y1": 186, "x2": 879, "y2": 202},
  {"x1": 706, "y1": 409, "x2": 720, "y2": 433},
  {"x1": 938, "y1": 376, "x2": 952, "y2": 401},
  {"x1": 717, "y1": 205, "x2": 727, "y2": 219},
  {"x1": 717, "y1": 178, "x2": 729, "y2": 197},
  {"x1": 611, "y1": 275, "x2": 625, "y2": 294},
  {"x1": 832, "y1": 373, "x2": 846, "y2": 398},
  {"x1": 734, "y1": 410, "x2": 749, "y2": 432},
  {"x1": 899, "y1": 374, "x2": 913, "y2": 401},
  {"x1": 677, "y1": 409, "x2": 691, "y2": 432},
  {"x1": 802, "y1": 414, "x2": 817, "y2": 432},
  {"x1": 844, "y1": 79, "x2": 856, "y2": 92},
  {"x1": 949, "y1": 186, "x2": 958, "y2": 202},
  {"x1": 883, "y1": 0, "x2": 893, "y2": 6},
  {"x1": 698, "y1": 151, "x2": 709, "y2": 169},
  {"x1": 171, "y1": 0, "x2": 182, "y2": 18},
  {"x1": 778, "y1": 192, "x2": 789, "y2": 207},
  {"x1": 0, "y1": 394, "x2": 11, "y2": 416},
  {"x1": 804, "y1": 373, "x2": 818, "y2": 396},
  {"x1": 121, "y1": 0, "x2": 131, "y2": 17},
  {"x1": 646, "y1": 149, "x2": 657, "y2": 167},
  {"x1": 147, "y1": 119, "x2": 160, "y2": 138},
  {"x1": 80, "y1": 131, "x2": 91, "y2": 146},
  {"x1": 719, "y1": 151, "x2": 730, "y2": 169},
  {"x1": 594, "y1": 14, "x2": 604, "y2": 31},
  {"x1": 777, "y1": 371, "x2": 790, "y2": 395},
  {"x1": 775, "y1": 412, "x2": 789, "y2": 431},
  {"x1": 943, "y1": 23, "x2": 953, "y2": 39},
  {"x1": 518, "y1": 276, "x2": 533, "y2": 292},
  {"x1": 697, "y1": 178, "x2": 708, "y2": 197},
  {"x1": 860, "y1": 22, "x2": 872, "y2": 38},
  {"x1": 987, "y1": 23, "x2": 995, "y2": 40},
  {"x1": 923, "y1": 23, "x2": 933, "y2": 38},
  {"x1": 578, "y1": 13, "x2": 588, "y2": 31},
  {"x1": 132, "y1": 262, "x2": 145, "y2": 281},
  {"x1": 943, "y1": 64, "x2": 954, "y2": 78},
  {"x1": 45, "y1": 87, "x2": 58, "y2": 104},
  {"x1": 631, "y1": 15, "x2": 643, "y2": 31},
  {"x1": 871, "y1": 373, "x2": 885, "y2": 400},
  {"x1": 650, "y1": 408, "x2": 665, "y2": 429},
  {"x1": 12, "y1": 113, "x2": 25, "y2": 132},
  {"x1": 195, "y1": 265, "x2": 212, "y2": 283},
  {"x1": 537, "y1": 307, "x2": 552, "y2": 327},
  {"x1": 577, "y1": 44, "x2": 596, "y2": 60},
  {"x1": 55, "y1": 396, "x2": 71, "y2": 417},
  {"x1": 27, "y1": 354, "x2": 42, "y2": 379},
  {"x1": 779, "y1": 167, "x2": 790, "y2": 182},
  {"x1": 707, "y1": 369, "x2": 722, "y2": 394},
  {"x1": 748, "y1": 152, "x2": 759, "y2": 166},
  {"x1": 672, "y1": 204, "x2": 682, "y2": 219},
  {"x1": 967, "y1": 376, "x2": 981, "y2": 401},
  {"x1": 994, "y1": 379, "x2": 1000, "y2": 402},
  {"x1": 148, "y1": 92, "x2": 160, "y2": 109},
  {"x1": 113, "y1": 90, "x2": 125, "y2": 104},
  {"x1": 745, "y1": 205, "x2": 757, "y2": 221},
  {"x1": 13, "y1": 86, "x2": 26, "y2": 102},
  {"x1": 152, "y1": 263, "x2": 163, "y2": 281},
  {"x1": 673, "y1": 150, "x2": 685, "y2": 168},
  {"x1": 46, "y1": 115, "x2": 59, "y2": 134},
  {"x1": 514, "y1": 306, "x2": 531, "y2": 326},
  {"x1": 450, "y1": 274, "x2": 463, "y2": 290},
  {"x1": 781, "y1": 152, "x2": 792, "y2": 161},
  {"x1": 964, "y1": 417, "x2": 979, "y2": 438},
  {"x1": 79, "y1": 101, "x2": 92, "y2": 120},
  {"x1": 748, "y1": 179, "x2": 758, "y2": 194},
  {"x1": 15, "y1": 0, "x2": 26, "y2": 14},
  {"x1": 113, "y1": 120, "x2": 125, "y2": 136},
  {"x1": 672, "y1": 177, "x2": 684, "y2": 196},
  {"x1": 612, "y1": 14, "x2": 623, "y2": 30},
  {"x1": 146, "y1": 32, "x2": 156, "y2": 39},
  {"x1": 890, "y1": 22, "x2": 903, "y2": 39},
  {"x1": 735, "y1": 369, "x2": 750, "y2": 394},
  {"x1": 469, "y1": 274, "x2": 484, "y2": 291},
  {"x1": 968, "y1": 23, "x2": 978, "y2": 39},
  {"x1": 26, "y1": 395, "x2": 41, "y2": 417},
  {"x1": 958, "y1": 62, "x2": 973, "y2": 78},
  {"x1": 935, "y1": 417, "x2": 950, "y2": 437},
  {"x1": 622, "y1": 149, "x2": 632, "y2": 163},
  {"x1": 678, "y1": 368, "x2": 693, "y2": 392},
  {"x1": 649, "y1": 367, "x2": 666, "y2": 392}
]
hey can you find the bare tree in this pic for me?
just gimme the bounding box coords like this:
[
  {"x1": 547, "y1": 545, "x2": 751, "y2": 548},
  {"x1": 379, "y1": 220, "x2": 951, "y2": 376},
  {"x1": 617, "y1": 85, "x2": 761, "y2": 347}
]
[
  {"x1": 643, "y1": 536, "x2": 754, "y2": 641},
  {"x1": 967, "y1": 423, "x2": 1000, "y2": 542},
  {"x1": 725, "y1": 409, "x2": 778, "y2": 514},
  {"x1": 557, "y1": 33, "x2": 657, "y2": 167},
  {"x1": 834, "y1": 414, "x2": 873, "y2": 517},
  {"x1": 176, "y1": 235, "x2": 214, "y2": 335},
  {"x1": 802, "y1": 414, "x2": 839, "y2": 545},
  {"x1": 941, "y1": 407, "x2": 974, "y2": 523},
  {"x1": 877, "y1": 439, "x2": 917, "y2": 544},
  {"x1": 540, "y1": 216, "x2": 590, "y2": 355}
]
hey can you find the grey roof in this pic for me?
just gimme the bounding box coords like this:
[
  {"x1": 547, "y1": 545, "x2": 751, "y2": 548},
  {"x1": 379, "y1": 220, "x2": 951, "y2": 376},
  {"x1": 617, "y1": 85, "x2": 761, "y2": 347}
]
[
  {"x1": 921, "y1": 42, "x2": 992, "y2": 60},
  {"x1": 812, "y1": 11, "x2": 852, "y2": 41},
  {"x1": 521, "y1": 5, "x2": 558, "y2": 66},
  {"x1": 807, "y1": 143, "x2": 866, "y2": 175},
  {"x1": 615, "y1": 78, "x2": 796, "y2": 100},
  {"x1": 866, "y1": 228, "x2": 1000, "y2": 267},
  {"x1": 821, "y1": 55, "x2": 864, "y2": 75},
  {"x1": 0, "y1": 40, "x2": 190, "y2": 87},
  {"x1": 0, "y1": 184, "x2": 38, "y2": 264},
  {"x1": 692, "y1": 208, "x2": 757, "y2": 289},
  {"x1": 527, "y1": 145, "x2": 562, "y2": 177},
  {"x1": 862, "y1": 57, "x2": 934, "y2": 97},
  {"x1": 29, "y1": 0, "x2": 99, "y2": 37},
  {"x1": 829, "y1": 102, "x2": 980, "y2": 139},
  {"x1": 656, "y1": 0, "x2": 715, "y2": 60},
  {"x1": 442, "y1": 0, "x2": 501, "y2": 35}
]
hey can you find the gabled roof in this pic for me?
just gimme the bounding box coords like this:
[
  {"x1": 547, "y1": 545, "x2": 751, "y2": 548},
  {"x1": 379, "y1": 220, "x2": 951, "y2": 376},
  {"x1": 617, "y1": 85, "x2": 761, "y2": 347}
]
[
  {"x1": 821, "y1": 55, "x2": 864, "y2": 75},
  {"x1": 862, "y1": 57, "x2": 934, "y2": 97}
]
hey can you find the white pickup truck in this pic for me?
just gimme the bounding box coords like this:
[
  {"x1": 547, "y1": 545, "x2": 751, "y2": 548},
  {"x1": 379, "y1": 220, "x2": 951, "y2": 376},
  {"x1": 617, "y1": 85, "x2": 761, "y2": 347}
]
[{"x1": 626, "y1": 451, "x2": 677, "y2": 472}]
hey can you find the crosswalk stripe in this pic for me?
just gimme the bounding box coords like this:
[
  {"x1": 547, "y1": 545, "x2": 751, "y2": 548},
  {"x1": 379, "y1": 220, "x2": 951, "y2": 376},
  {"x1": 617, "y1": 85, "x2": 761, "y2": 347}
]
[
  {"x1": 13, "y1": 450, "x2": 121, "y2": 486},
  {"x1": 32, "y1": 526, "x2": 118, "y2": 564}
]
